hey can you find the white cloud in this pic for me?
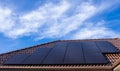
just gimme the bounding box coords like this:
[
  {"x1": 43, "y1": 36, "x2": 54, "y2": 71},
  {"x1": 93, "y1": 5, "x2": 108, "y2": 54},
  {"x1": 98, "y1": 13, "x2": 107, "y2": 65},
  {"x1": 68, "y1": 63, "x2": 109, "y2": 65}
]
[
  {"x1": 36, "y1": 2, "x2": 98, "y2": 39},
  {"x1": 0, "y1": 0, "x2": 119, "y2": 39},
  {"x1": 5, "y1": 1, "x2": 70, "y2": 38},
  {"x1": 72, "y1": 21, "x2": 119, "y2": 39},
  {"x1": 0, "y1": 7, "x2": 14, "y2": 32}
]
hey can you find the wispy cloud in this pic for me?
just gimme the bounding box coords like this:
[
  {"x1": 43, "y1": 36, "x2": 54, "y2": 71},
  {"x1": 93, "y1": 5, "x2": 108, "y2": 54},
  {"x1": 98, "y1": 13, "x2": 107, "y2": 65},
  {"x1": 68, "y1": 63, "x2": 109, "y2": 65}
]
[
  {"x1": 0, "y1": 0, "x2": 119, "y2": 40},
  {"x1": 0, "y1": 6, "x2": 15, "y2": 35},
  {"x1": 72, "y1": 21, "x2": 119, "y2": 39}
]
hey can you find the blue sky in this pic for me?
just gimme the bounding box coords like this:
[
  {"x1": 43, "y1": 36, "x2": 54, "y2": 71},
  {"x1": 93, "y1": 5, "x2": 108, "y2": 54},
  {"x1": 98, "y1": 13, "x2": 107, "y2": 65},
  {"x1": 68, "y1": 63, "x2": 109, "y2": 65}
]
[{"x1": 0, "y1": 0, "x2": 120, "y2": 54}]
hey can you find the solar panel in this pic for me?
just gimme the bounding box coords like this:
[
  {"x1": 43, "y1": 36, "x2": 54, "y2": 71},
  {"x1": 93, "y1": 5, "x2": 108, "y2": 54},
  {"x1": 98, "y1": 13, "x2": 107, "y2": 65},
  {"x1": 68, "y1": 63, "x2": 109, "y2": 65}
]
[
  {"x1": 4, "y1": 54, "x2": 29, "y2": 65},
  {"x1": 64, "y1": 42, "x2": 84, "y2": 64},
  {"x1": 23, "y1": 47, "x2": 52, "y2": 64},
  {"x1": 43, "y1": 42, "x2": 67, "y2": 64},
  {"x1": 84, "y1": 53, "x2": 108, "y2": 64},
  {"x1": 96, "y1": 41, "x2": 119, "y2": 53},
  {"x1": 82, "y1": 42, "x2": 100, "y2": 53},
  {"x1": 82, "y1": 42, "x2": 108, "y2": 64}
]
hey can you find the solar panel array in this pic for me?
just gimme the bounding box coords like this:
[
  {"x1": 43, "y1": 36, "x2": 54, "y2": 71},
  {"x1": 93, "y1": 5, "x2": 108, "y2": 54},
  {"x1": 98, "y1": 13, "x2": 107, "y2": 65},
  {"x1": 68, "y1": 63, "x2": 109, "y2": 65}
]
[{"x1": 4, "y1": 41, "x2": 119, "y2": 65}]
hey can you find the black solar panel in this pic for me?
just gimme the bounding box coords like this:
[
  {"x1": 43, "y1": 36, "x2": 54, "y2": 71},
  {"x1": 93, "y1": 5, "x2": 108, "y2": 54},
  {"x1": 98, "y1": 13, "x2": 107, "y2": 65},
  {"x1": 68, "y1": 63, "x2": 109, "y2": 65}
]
[
  {"x1": 43, "y1": 42, "x2": 67, "y2": 64},
  {"x1": 96, "y1": 41, "x2": 119, "y2": 53},
  {"x1": 82, "y1": 42, "x2": 100, "y2": 53},
  {"x1": 82, "y1": 42, "x2": 108, "y2": 64},
  {"x1": 64, "y1": 42, "x2": 84, "y2": 64},
  {"x1": 4, "y1": 54, "x2": 29, "y2": 65},
  {"x1": 23, "y1": 47, "x2": 52, "y2": 64},
  {"x1": 84, "y1": 53, "x2": 108, "y2": 64}
]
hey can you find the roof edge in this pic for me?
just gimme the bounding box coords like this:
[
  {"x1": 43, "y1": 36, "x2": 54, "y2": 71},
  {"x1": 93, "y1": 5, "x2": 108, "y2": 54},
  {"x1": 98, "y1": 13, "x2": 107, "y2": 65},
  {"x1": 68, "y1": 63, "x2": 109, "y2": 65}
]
[
  {"x1": 0, "y1": 66, "x2": 112, "y2": 70},
  {"x1": 59, "y1": 38, "x2": 120, "y2": 41},
  {"x1": 0, "y1": 40, "x2": 60, "y2": 56}
]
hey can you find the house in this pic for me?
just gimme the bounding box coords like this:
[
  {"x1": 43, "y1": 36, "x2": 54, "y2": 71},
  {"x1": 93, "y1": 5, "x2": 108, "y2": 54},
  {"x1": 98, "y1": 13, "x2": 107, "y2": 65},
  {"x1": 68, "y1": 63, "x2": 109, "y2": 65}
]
[{"x1": 0, "y1": 38, "x2": 120, "y2": 71}]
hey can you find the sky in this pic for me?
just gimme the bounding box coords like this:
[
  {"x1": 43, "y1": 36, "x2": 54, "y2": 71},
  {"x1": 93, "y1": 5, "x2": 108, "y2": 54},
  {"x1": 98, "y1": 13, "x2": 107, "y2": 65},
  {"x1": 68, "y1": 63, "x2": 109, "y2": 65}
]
[{"x1": 0, "y1": 0, "x2": 120, "y2": 54}]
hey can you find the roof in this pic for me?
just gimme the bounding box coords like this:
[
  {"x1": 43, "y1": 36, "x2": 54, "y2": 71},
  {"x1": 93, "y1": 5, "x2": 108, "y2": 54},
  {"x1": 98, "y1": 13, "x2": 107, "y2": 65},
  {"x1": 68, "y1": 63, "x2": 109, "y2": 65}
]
[{"x1": 0, "y1": 38, "x2": 120, "y2": 71}]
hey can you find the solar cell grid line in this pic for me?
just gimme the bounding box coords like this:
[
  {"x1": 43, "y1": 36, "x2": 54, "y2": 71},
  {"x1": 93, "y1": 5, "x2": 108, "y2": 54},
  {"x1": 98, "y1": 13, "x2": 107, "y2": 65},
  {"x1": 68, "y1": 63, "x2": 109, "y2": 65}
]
[
  {"x1": 82, "y1": 41, "x2": 108, "y2": 64},
  {"x1": 22, "y1": 47, "x2": 52, "y2": 64},
  {"x1": 4, "y1": 54, "x2": 30, "y2": 65},
  {"x1": 64, "y1": 42, "x2": 84, "y2": 64},
  {"x1": 42, "y1": 42, "x2": 68, "y2": 64},
  {"x1": 95, "y1": 41, "x2": 119, "y2": 53}
]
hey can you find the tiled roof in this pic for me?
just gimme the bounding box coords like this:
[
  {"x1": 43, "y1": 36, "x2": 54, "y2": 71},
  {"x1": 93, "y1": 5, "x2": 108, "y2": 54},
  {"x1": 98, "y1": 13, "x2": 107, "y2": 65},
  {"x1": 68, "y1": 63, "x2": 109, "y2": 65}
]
[{"x1": 0, "y1": 38, "x2": 120, "y2": 71}]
